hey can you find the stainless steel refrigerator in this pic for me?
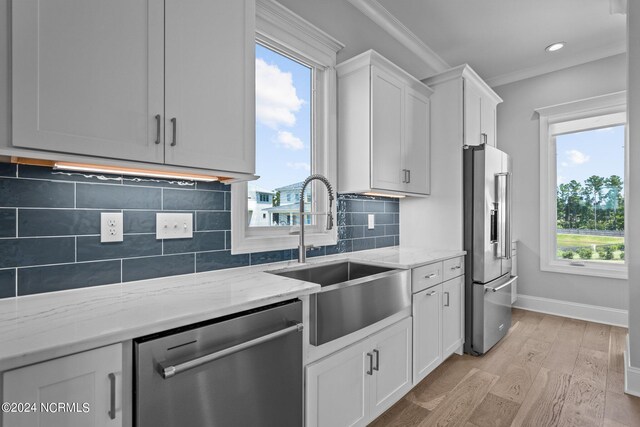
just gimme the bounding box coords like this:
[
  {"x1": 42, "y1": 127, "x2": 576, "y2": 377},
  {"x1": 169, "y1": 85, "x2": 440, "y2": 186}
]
[{"x1": 463, "y1": 144, "x2": 517, "y2": 355}]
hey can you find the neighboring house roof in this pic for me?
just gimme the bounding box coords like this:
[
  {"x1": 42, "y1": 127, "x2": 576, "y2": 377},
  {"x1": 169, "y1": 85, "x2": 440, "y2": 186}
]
[
  {"x1": 264, "y1": 202, "x2": 311, "y2": 213},
  {"x1": 274, "y1": 182, "x2": 304, "y2": 192},
  {"x1": 247, "y1": 183, "x2": 276, "y2": 195}
]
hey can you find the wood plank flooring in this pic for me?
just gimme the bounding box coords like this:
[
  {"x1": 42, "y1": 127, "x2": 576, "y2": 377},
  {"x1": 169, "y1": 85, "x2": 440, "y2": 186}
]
[{"x1": 370, "y1": 309, "x2": 640, "y2": 427}]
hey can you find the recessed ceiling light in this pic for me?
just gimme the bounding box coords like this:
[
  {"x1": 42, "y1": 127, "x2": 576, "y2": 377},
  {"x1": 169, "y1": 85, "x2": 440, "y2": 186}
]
[{"x1": 545, "y1": 42, "x2": 566, "y2": 52}]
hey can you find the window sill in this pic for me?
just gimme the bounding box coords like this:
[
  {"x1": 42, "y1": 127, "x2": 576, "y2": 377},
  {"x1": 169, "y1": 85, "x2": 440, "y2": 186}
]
[
  {"x1": 231, "y1": 229, "x2": 338, "y2": 255},
  {"x1": 541, "y1": 260, "x2": 628, "y2": 280}
]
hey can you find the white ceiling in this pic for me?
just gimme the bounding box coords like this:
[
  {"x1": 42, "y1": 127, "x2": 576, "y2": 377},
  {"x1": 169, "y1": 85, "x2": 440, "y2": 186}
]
[{"x1": 375, "y1": 0, "x2": 626, "y2": 86}]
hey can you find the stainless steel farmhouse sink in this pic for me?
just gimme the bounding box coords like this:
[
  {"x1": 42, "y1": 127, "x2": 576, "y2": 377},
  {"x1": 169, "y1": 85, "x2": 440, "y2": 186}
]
[{"x1": 269, "y1": 261, "x2": 410, "y2": 346}]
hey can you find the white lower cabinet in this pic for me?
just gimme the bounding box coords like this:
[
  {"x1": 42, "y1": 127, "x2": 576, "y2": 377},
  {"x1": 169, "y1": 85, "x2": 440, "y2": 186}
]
[
  {"x1": 413, "y1": 275, "x2": 464, "y2": 384},
  {"x1": 306, "y1": 317, "x2": 412, "y2": 427},
  {"x1": 2, "y1": 344, "x2": 123, "y2": 427},
  {"x1": 442, "y1": 275, "x2": 464, "y2": 358}
]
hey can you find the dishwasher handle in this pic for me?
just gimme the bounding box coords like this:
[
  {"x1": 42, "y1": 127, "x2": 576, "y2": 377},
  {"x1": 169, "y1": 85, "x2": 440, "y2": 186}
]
[{"x1": 161, "y1": 322, "x2": 304, "y2": 379}]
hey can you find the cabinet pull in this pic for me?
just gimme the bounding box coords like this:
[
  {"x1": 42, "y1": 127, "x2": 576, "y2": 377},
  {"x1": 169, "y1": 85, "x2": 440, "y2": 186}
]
[
  {"x1": 108, "y1": 372, "x2": 116, "y2": 420},
  {"x1": 154, "y1": 115, "x2": 161, "y2": 145},
  {"x1": 481, "y1": 133, "x2": 488, "y2": 145},
  {"x1": 373, "y1": 349, "x2": 380, "y2": 371},
  {"x1": 366, "y1": 352, "x2": 374, "y2": 375},
  {"x1": 401, "y1": 169, "x2": 408, "y2": 183},
  {"x1": 171, "y1": 118, "x2": 177, "y2": 146},
  {"x1": 426, "y1": 290, "x2": 437, "y2": 297},
  {"x1": 425, "y1": 272, "x2": 438, "y2": 279},
  {"x1": 444, "y1": 291, "x2": 450, "y2": 307},
  {"x1": 406, "y1": 169, "x2": 411, "y2": 183},
  {"x1": 450, "y1": 265, "x2": 461, "y2": 271}
]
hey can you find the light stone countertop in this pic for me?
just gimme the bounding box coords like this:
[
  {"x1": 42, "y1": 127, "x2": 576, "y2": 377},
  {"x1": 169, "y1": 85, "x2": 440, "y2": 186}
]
[{"x1": 0, "y1": 246, "x2": 464, "y2": 371}]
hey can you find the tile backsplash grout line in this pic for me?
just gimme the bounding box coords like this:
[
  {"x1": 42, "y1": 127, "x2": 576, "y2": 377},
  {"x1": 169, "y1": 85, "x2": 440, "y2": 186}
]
[{"x1": 0, "y1": 162, "x2": 400, "y2": 297}]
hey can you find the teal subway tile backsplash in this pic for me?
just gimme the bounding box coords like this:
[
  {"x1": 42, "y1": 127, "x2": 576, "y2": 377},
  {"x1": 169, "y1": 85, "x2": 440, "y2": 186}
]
[{"x1": 0, "y1": 162, "x2": 400, "y2": 298}]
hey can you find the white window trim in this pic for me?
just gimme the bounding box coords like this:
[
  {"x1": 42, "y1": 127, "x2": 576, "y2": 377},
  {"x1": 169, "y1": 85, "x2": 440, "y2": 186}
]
[
  {"x1": 537, "y1": 91, "x2": 627, "y2": 279},
  {"x1": 231, "y1": 0, "x2": 344, "y2": 254}
]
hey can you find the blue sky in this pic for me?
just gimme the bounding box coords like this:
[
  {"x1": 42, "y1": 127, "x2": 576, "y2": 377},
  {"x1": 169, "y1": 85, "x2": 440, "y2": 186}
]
[
  {"x1": 254, "y1": 44, "x2": 312, "y2": 193},
  {"x1": 556, "y1": 125, "x2": 625, "y2": 188}
]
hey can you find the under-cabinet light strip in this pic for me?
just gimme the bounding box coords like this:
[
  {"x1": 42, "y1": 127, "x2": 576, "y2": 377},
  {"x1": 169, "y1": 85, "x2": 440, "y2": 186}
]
[{"x1": 53, "y1": 162, "x2": 219, "y2": 182}]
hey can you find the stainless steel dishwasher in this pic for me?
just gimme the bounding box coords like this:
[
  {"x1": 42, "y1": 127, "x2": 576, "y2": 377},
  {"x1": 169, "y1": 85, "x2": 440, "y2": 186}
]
[{"x1": 134, "y1": 299, "x2": 303, "y2": 427}]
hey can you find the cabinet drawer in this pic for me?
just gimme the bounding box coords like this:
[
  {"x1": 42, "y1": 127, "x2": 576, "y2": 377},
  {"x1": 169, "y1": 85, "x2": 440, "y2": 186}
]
[
  {"x1": 443, "y1": 257, "x2": 464, "y2": 281},
  {"x1": 412, "y1": 262, "x2": 443, "y2": 293}
]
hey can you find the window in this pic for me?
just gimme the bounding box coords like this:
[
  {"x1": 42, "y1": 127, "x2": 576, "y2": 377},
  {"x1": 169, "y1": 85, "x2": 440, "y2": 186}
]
[
  {"x1": 230, "y1": 0, "x2": 343, "y2": 254},
  {"x1": 538, "y1": 92, "x2": 627, "y2": 279}
]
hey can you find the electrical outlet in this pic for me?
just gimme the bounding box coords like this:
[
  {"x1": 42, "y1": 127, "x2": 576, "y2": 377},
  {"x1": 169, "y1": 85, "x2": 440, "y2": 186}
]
[
  {"x1": 101, "y1": 212, "x2": 123, "y2": 243},
  {"x1": 156, "y1": 213, "x2": 193, "y2": 240},
  {"x1": 368, "y1": 214, "x2": 375, "y2": 230}
]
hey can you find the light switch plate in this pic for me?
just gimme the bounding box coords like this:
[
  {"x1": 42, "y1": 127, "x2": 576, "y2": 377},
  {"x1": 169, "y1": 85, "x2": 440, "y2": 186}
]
[
  {"x1": 368, "y1": 214, "x2": 375, "y2": 230},
  {"x1": 156, "y1": 213, "x2": 193, "y2": 240},
  {"x1": 101, "y1": 212, "x2": 123, "y2": 243}
]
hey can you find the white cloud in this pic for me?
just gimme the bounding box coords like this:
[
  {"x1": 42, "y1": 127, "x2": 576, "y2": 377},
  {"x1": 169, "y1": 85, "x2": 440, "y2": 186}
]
[
  {"x1": 275, "y1": 131, "x2": 304, "y2": 151},
  {"x1": 557, "y1": 175, "x2": 566, "y2": 184},
  {"x1": 566, "y1": 149, "x2": 590, "y2": 165},
  {"x1": 255, "y1": 58, "x2": 304, "y2": 129},
  {"x1": 286, "y1": 162, "x2": 311, "y2": 172},
  {"x1": 560, "y1": 162, "x2": 569, "y2": 167}
]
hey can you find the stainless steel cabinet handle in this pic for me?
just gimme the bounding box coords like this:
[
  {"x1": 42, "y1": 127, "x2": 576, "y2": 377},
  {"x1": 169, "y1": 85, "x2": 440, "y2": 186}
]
[
  {"x1": 367, "y1": 352, "x2": 374, "y2": 375},
  {"x1": 154, "y1": 114, "x2": 161, "y2": 145},
  {"x1": 425, "y1": 273, "x2": 438, "y2": 279},
  {"x1": 450, "y1": 265, "x2": 461, "y2": 270},
  {"x1": 161, "y1": 323, "x2": 303, "y2": 379},
  {"x1": 485, "y1": 276, "x2": 518, "y2": 293},
  {"x1": 444, "y1": 291, "x2": 450, "y2": 307},
  {"x1": 425, "y1": 290, "x2": 437, "y2": 296},
  {"x1": 373, "y1": 349, "x2": 380, "y2": 371},
  {"x1": 108, "y1": 373, "x2": 116, "y2": 420},
  {"x1": 406, "y1": 169, "x2": 411, "y2": 183},
  {"x1": 402, "y1": 169, "x2": 408, "y2": 183},
  {"x1": 170, "y1": 117, "x2": 177, "y2": 147},
  {"x1": 481, "y1": 133, "x2": 488, "y2": 144}
]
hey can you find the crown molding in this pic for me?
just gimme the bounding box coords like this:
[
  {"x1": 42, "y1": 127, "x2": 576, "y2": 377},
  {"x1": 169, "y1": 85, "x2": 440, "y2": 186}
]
[
  {"x1": 487, "y1": 41, "x2": 627, "y2": 88},
  {"x1": 257, "y1": 0, "x2": 344, "y2": 66},
  {"x1": 347, "y1": 0, "x2": 449, "y2": 73}
]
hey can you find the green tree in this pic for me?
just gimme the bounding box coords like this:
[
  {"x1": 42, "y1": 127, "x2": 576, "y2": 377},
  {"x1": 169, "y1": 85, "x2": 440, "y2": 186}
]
[
  {"x1": 604, "y1": 175, "x2": 623, "y2": 231},
  {"x1": 584, "y1": 175, "x2": 605, "y2": 229}
]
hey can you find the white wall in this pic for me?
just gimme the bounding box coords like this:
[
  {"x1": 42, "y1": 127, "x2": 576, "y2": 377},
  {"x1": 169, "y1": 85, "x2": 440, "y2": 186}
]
[
  {"x1": 276, "y1": 0, "x2": 438, "y2": 79},
  {"x1": 627, "y1": 1, "x2": 640, "y2": 372},
  {"x1": 495, "y1": 54, "x2": 628, "y2": 311}
]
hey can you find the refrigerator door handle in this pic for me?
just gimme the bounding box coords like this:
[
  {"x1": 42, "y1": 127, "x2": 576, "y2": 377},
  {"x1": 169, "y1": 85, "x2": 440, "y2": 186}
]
[
  {"x1": 495, "y1": 173, "x2": 511, "y2": 259},
  {"x1": 484, "y1": 275, "x2": 518, "y2": 293}
]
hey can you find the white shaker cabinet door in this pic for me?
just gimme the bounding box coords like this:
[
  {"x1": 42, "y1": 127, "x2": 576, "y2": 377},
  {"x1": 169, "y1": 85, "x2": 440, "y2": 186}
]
[
  {"x1": 2, "y1": 344, "x2": 123, "y2": 427},
  {"x1": 412, "y1": 285, "x2": 443, "y2": 384},
  {"x1": 442, "y1": 275, "x2": 464, "y2": 359},
  {"x1": 12, "y1": 0, "x2": 164, "y2": 163},
  {"x1": 368, "y1": 317, "x2": 412, "y2": 420},
  {"x1": 164, "y1": 0, "x2": 255, "y2": 174},
  {"x1": 306, "y1": 341, "x2": 369, "y2": 427},
  {"x1": 370, "y1": 66, "x2": 404, "y2": 193},
  {"x1": 403, "y1": 86, "x2": 430, "y2": 195}
]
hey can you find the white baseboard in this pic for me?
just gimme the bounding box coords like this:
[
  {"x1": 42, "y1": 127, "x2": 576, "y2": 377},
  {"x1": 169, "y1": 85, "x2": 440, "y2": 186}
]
[
  {"x1": 513, "y1": 294, "x2": 628, "y2": 327},
  {"x1": 625, "y1": 335, "x2": 640, "y2": 397}
]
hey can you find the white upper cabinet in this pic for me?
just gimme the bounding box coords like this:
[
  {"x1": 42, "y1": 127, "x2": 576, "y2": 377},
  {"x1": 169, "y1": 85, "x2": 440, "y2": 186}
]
[
  {"x1": 337, "y1": 50, "x2": 433, "y2": 197},
  {"x1": 370, "y1": 66, "x2": 405, "y2": 193},
  {"x1": 424, "y1": 64, "x2": 501, "y2": 148},
  {"x1": 164, "y1": 0, "x2": 254, "y2": 172},
  {"x1": 12, "y1": 0, "x2": 165, "y2": 163},
  {"x1": 10, "y1": 0, "x2": 255, "y2": 176}
]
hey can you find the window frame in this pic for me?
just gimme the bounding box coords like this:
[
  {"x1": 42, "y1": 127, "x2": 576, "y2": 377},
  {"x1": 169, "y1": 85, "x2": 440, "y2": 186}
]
[
  {"x1": 537, "y1": 91, "x2": 627, "y2": 279},
  {"x1": 231, "y1": 0, "x2": 343, "y2": 254}
]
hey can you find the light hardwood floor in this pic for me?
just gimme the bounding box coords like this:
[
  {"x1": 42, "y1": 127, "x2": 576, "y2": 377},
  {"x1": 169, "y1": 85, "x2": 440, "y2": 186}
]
[{"x1": 371, "y1": 309, "x2": 640, "y2": 427}]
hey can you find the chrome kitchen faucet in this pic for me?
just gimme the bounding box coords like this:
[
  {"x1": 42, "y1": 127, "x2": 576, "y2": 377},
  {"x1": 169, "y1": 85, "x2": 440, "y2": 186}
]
[{"x1": 298, "y1": 174, "x2": 334, "y2": 263}]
